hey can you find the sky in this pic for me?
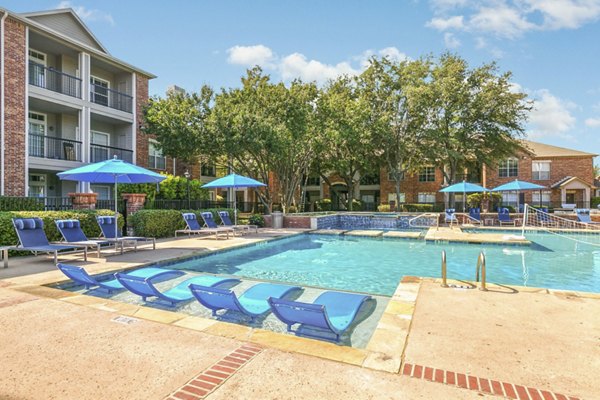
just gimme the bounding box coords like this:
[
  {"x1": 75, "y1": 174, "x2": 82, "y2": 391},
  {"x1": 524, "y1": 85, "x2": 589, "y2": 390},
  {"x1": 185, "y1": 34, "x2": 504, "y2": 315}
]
[{"x1": 5, "y1": 0, "x2": 600, "y2": 156}]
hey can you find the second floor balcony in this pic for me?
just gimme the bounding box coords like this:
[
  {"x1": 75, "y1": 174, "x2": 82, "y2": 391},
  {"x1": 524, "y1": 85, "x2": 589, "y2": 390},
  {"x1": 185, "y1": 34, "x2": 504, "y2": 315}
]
[
  {"x1": 28, "y1": 134, "x2": 82, "y2": 161},
  {"x1": 90, "y1": 143, "x2": 133, "y2": 163},
  {"x1": 29, "y1": 61, "x2": 82, "y2": 99},
  {"x1": 90, "y1": 84, "x2": 133, "y2": 113}
]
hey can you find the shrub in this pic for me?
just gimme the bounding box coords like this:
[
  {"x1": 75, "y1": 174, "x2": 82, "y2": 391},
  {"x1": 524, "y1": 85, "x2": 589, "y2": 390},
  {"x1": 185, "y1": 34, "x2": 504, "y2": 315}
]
[
  {"x1": 592, "y1": 197, "x2": 600, "y2": 209},
  {"x1": 118, "y1": 173, "x2": 209, "y2": 203},
  {"x1": 128, "y1": 208, "x2": 235, "y2": 238},
  {"x1": 287, "y1": 205, "x2": 298, "y2": 214},
  {"x1": 401, "y1": 203, "x2": 434, "y2": 212},
  {"x1": 315, "y1": 199, "x2": 332, "y2": 211},
  {"x1": 467, "y1": 192, "x2": 502, "y2": 209},
  {"x1": 377, "y1": 204, "x2": 391, "y2": 212},
  {"x1": 248, "y1": 214, "x2": 265, "y2": 228},
  {"x1": 0, "y1": 209, "x2": 121, "y2": 247}
]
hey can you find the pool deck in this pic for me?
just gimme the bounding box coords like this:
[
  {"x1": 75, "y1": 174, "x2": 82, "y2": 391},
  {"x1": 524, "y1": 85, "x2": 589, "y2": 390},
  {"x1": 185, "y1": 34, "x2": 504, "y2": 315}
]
[
  {"x1": 425, "y1": 226, "x2": 531, "y2": 245},
  {"x1": 0, "y1": 229, "x2": 598, "y2": 399}
]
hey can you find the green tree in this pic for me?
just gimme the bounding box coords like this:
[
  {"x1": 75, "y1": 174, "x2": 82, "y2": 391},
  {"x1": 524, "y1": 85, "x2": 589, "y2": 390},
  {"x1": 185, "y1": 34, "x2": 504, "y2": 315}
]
[
  {"x1": 361, "y1": 56, "x2": 431, "y2": 208},
  {"x1": 210, "y1": 67, "x2": 318, "y2": 212},
  {"x1": 420, "y1": 53, "x2": 531, "y2": 204},
  {"x1": 315, "y1": 75, "x2": 377, "y2": 211},
  {"x1": 142, "y1": 86, "x2": 215, "y2": 165}
]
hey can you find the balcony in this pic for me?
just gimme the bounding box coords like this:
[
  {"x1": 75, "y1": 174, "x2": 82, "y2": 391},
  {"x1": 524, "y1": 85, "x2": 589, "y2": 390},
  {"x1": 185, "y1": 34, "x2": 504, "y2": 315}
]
[
  {"x1": 28, "y1": 134, "x2": 82, "y2": 161},
  {"x1": 29, "y1": 61, "x2": 82, "y2": 98},
  {"x1": 90, "y1": 84, "x2": 133, "y2": 113},
  {"x1": 90, "y1": 143, "x2": 133, "y2": 163}
]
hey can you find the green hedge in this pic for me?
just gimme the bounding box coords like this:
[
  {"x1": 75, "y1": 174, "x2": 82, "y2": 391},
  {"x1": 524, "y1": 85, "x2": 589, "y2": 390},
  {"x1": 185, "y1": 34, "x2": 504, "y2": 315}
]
[
  {"x1": 128, "y1": 208, "x2": 235, "y2": 238},
  {"x1": 400, "y1": 203, "x2": 435, "y2": 212},
  {"x1": 0, "y1": 209, "x2": 122, "y2": 248},
  {"x1": 592, "y1": 197, "x2": 600, "y2": 209}
]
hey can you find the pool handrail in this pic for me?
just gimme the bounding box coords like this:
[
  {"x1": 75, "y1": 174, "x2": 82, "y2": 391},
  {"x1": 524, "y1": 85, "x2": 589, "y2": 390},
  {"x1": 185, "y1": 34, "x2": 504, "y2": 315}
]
[
  {"x1": 475, "y1": 251, "x2": 487, "y2": 291},
  {"x1": 408, "y1": 213, "x2": 440, "y2": 229}
]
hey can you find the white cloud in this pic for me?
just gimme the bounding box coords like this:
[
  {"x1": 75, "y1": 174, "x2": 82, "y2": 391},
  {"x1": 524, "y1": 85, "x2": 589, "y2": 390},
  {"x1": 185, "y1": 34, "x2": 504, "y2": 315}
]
[
  {"x1": 57, "y1": 1, "x2": 114, "y2": 26},
  {"x1": 227, "y1": 44, "x2": 408, "y2": 85},
  {"x1": 426, "y1": 15, "x2": 465, "y2": 30},
  {"x1": 585, "y1": 118, "x2": 600, "y2": 128},
  {"x1": 528, "y1": 89, "x2": 577, "y2": 139},
  {"x1": 426, "y1": 0, "x2": 600, "y2": 40},
  {"x1": 227, "y1": 45, "x2": 275, "y2": 67},
  {"x1": 444, "y1": 32, "x2": 461, "y2": 48}
]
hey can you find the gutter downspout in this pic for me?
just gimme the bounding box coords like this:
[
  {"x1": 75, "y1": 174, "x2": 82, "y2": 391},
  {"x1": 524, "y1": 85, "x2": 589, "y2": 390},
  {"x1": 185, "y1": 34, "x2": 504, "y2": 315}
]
[{"x1": 0, "y1": 11, "x2": 8, "y2": 195}]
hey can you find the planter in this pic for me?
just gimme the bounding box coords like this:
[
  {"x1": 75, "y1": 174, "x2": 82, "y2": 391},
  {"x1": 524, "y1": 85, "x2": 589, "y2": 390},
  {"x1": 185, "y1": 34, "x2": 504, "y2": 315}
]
[{"x1": 68, "y1": 192, "x2": 97, "y2": 210}]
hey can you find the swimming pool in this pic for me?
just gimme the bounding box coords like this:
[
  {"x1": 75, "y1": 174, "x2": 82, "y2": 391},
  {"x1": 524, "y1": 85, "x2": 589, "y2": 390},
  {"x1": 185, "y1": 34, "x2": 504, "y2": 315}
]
[{"x1": 156, "y1": 232, "x2": 600, "y2": 295}]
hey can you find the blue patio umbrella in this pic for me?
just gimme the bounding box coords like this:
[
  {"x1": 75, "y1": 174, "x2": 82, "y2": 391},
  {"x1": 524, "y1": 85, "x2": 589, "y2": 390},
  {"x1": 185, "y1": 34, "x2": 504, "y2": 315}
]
[
  {"x1": 491, "y1": 179, "x2": 546, "y2": 211},
  {"x1": 202, "y1": 173, "x2": 267, "y2": 225},
  {"x1": 439, "y1": 181, "x2": 489, "y2": 211},
  {"x1": 57, "y1": 156, "x2": 166, "y2": 238}
]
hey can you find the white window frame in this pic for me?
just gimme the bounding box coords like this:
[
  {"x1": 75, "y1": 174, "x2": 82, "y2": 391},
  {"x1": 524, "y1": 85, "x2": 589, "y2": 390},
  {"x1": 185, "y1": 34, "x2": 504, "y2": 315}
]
[
  {"x1": 418, "y1": 167, "x2": 436, "y2": 182},
  {"x1": 28, "y1": 48, "x2": 47, "y2": 65},
  {"x1": 91, "y1": 130, "x2": 111, "y2": 162},
  {"x1": 90, "y1": 184, "x2": 112, "y2": 200},
  {"x1": 90, "y1": 75, "x2": 110, "y2": 106},
  {"x1": 28, "y1": 112, "x2": 47, "y2": 158},
  {"x1": 417, "y1": 192, "x2": 436, "y2": 204},
  {"x1": 532, "y1": 161, "x2": 551, "y2": 181},
  {"x1": 148, "y1": 139, "x2": 166, "y2": 170},
  {"x1": 501, "y1": 192, "x2": 519, "y2": 204},
  {"x1": 388, "y1": 193, "x2": 406, "y2": 203},
  {"x1": 28, "y1": 173, "x2": 47, "y2": 198},
  {"x1": 499, "y1": 158, "x2": 519, "y2": 178},
  {"x1": 532, "y1": 190, "x2": 551, "y2": 205}
]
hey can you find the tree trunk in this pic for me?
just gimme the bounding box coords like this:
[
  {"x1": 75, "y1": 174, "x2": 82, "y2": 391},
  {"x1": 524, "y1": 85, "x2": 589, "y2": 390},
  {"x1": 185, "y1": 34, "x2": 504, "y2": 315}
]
[{"x1": 395, "y1": 179, "x2": 402, "y2": 212}]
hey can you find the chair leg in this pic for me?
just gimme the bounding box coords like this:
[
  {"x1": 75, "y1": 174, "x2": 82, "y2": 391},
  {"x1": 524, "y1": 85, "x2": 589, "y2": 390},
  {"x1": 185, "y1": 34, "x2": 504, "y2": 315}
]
[
  {"x1": 53, "y1": 251, "x2": 58, "y2": 265},
  {"x1": 83, "y1": 247, "x2": 88, "y2": 261}
]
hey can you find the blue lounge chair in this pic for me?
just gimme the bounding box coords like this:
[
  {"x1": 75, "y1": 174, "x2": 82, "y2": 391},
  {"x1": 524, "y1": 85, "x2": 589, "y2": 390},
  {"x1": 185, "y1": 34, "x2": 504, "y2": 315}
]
[
  {"x1": 469, "y1": 208, "x2": 481, "y2": 224},
  {"x1": 56, "y1": 263, "x2": 183, "y2": 293},
  {"x1": 498, "y1": 208, "x2": 514, "y2": 226},
  {"x1": 200, "y1": 212, "x2": 235, "y2": 237},
  {"x1": 268, "y1": 291, "x2": 371, "y2": 343},
  {"x1": 575, "y1": 209, "x2": 600, "y2": 226},
  {"x1": 55, "y1": 219, "x2": 115, "y2": 257},
  {"x1": 189, "y1": 282, "x2": 301, "y2": 322},
  {"x1": 445, "y1": 208, "x2": 457, "y2": 225},
  {"x1": 218, "y1": 211, "x2": 258, "y2": 234},
  {"x1": 96, "y1": 216, "x2": 156, "y2": 250},
  {"x1": 175, "y1": 213, "x2": 232, "y2": 239},
  {"x1": 114, "y1": 273, "x2": 240, "y2": 306},
  {"x1": 10, "y1": 218, "x2": 87, "y2": 265}
]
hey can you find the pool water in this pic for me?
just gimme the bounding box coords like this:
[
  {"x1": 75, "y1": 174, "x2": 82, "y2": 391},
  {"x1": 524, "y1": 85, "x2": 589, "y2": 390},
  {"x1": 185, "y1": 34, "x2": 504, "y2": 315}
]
[{"x1": 160, "y1": 232, "x2": 600, "y2": 295}]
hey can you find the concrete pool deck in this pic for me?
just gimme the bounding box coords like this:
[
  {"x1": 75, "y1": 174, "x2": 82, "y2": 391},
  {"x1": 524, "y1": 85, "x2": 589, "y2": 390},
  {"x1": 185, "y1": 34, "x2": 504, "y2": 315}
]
[{"x1": 0, "y1": 229, "x2": 598, "y2": 399}]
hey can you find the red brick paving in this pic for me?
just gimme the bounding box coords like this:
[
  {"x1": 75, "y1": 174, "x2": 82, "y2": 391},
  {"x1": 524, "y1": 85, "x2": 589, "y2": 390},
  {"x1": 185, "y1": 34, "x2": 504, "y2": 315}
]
[
  {"x1": 401, "y1": 362, "x2": 581, "y2": 400},
  {"x1": 165, "y1": 343, "x2": 263, "y2": 399}
]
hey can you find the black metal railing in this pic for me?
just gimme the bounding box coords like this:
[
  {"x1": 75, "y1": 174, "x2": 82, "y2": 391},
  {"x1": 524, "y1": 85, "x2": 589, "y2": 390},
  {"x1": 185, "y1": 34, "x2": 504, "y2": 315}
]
[
  {"x1": 0, "y1": 196, "x2": 73, "y2": 211},
  {"x1": 29, "y1": 61, "x2": 81, "y2": 98},
  {"x1": 90, "y1": 83, "x2": 133, "y2": 113},
  {"x1": 90, "y1": 143, "x2": 133, "y2": 163},
  {"x1": 28, "y1": 134, "x2": 82, "y2": 161}
]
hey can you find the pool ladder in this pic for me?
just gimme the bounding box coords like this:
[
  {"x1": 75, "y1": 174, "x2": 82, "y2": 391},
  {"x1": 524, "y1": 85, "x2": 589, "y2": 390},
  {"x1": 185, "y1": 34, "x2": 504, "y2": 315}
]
[{"x1": 441, "y1": 250, "x2": 487, "y2": 291}]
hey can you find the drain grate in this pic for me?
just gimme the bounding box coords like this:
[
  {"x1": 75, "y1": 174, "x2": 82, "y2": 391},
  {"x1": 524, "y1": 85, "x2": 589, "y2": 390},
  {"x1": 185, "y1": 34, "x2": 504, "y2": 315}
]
[{"x1": 111, "y1": 315, "x2": 139, "y2": 325}]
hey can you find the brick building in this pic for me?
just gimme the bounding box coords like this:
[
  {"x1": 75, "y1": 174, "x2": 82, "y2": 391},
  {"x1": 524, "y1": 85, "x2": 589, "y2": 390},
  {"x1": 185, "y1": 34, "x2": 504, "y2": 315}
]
[
  {"x1": 0, "y1": 7, "x2": 171, "y2": 200},
  {"x1": 304, "y1": 140, "x2": 597, "y2": 210}
]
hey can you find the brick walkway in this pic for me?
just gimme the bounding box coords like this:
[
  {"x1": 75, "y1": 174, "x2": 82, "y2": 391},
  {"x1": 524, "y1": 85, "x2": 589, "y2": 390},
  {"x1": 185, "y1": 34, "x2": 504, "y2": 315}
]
[
  {"x1": 165, "y1": 344, "x2": 263, "y2": 400},
  {"x1": 402, "y1": 363, "x2": 581, "y2": 400}
]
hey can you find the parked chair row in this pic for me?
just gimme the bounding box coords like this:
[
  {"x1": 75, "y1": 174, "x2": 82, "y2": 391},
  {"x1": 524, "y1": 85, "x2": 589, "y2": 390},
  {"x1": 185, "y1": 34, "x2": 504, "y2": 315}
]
[
  {"x1": 175, "y1": 212, "x2": 259, "y2": 239},
  {"x1": 58, "y1": 264, "x2": 370, "y2": 343},
  {"x1": 7, "y1": 216, "x2": 155, "y2": 266}
]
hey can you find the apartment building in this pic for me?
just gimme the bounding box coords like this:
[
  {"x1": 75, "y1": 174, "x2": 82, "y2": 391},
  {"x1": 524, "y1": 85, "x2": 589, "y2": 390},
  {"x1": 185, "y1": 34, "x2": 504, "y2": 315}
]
[
  {"x1": 304, "y1": 140, "x2": 597, "y2": 210},
  {"x1": 0, "y1": 7, "x2": 169, "y2": 199}
]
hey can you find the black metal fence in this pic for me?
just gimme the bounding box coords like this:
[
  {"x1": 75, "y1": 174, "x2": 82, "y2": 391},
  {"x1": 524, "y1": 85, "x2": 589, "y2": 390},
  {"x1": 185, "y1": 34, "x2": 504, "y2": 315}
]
[
  {"x1": 29, "y1": 61, "x2": 82, "y2": 98},
  {"x1": 90, "y1": 144, "x2": 134, "y2": 163},
  {"x1": 90, "y1": 84, "x2": 133, "y2": 113}
]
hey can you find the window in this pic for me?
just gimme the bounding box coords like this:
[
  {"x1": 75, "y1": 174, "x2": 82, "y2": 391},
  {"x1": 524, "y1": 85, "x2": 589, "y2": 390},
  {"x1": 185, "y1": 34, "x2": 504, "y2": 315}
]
[
  {"x1": 148, "y1": 140, "x2": 166, "y2": 170},
  {"x1": 28, "y1": 112, "x2": 46, "y2": 158},
  {"x1": 532, "y1": 190, "x2": 551, "y2": 205},
  {"x1": 387, "y1": 171, "x2": 405, "y2": 181},
  {"x1": 91, "y1": 185, "x2": 111, "y2": 200},
  {"x1": 91, "y1": 131, "x2": 110, "y2": 162},
  {"x1": 360, "y1": 173, "x2": 380, "y2": 185},
  {"x1": 28, "y1": 174, "x2": 46, "y2": 197},
  {"x1": 304, "y1": 175, "x2": 320, "y2": 186},
  {"x1": 28, "y1": 49, "x2": 46, "y2": 87},
  {"x1": 418, "y1": 167, "x2": 435, "y2": 182},
  {"x1": 501, "y1": 192, "x2": 518, "y2": 204},
  {"x1": 90, "y1": 76, "x2": 110, "y2": 106},
  {"x1": 388, "y1": 193, "x2": 406, "y2": 203},
  {"x1": 532, "y1": 161, "x2": 551, "y2": 180},
  {"x1": 499, "y1": 158, "x2": 518, "y2": 177},
  {"x1": 201, "y1": 164, "x2": 216, "y2": 177},
  {"x1": 418, "y1": 192, "x2": 436, "y2": 203}
]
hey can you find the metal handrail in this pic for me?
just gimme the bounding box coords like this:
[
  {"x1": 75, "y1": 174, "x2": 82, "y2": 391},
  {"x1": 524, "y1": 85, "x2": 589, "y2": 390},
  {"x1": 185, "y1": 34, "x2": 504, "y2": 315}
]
[
  {"x1": 90, "y1": 143, "x2": 133, "y2": 163},
  {"x1": 408, "y1": 212, "x2": 439, "y2": 228},
  {"x1": 454, "y1": 212, "x2": 483, "y2": 226},
  {"x1": 90, "y1": 83, "x2": 133, "y2": 113},
  {"x1": 441, "y1": 250, "x2": 448, "y2": 287},
  {"x1": 475, "y1": 251, "x2": 487, "y2": 291},
  {"x1": 28, "y1": 61, "x2": 82, "y2": 98}
]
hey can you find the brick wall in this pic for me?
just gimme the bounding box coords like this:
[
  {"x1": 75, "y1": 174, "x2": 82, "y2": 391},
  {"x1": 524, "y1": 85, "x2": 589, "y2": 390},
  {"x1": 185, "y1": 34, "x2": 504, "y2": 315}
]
[
  {"x1": 3, "y1": 18, "x2": 26, "y2": 196},
  {"x1": 379, "y1": 167, "x2": 445, "y2": 204},
  {"x1": 135, "y1": 74, "x2": 174, "y2": 174}
]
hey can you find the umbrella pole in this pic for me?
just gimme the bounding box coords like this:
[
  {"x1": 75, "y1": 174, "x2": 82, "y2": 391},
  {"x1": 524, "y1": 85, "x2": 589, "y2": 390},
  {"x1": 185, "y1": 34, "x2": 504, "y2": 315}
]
[
  {"x1": 234, "y1": 192, "x2": 237, "y2": 226},
  {"x1": 114, "y1": 176, "x2": 118, "y2": 240}
]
